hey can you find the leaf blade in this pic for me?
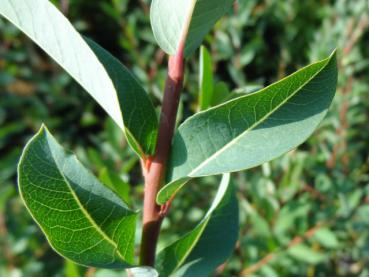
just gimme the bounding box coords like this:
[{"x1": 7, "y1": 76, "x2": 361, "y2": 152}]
[
  {"x1": 156, "y1": 174, "x2": 238, "y2": 276},
  {"x1": 18, "y1": 126, "x2": 137, "y2": 268},
  {"x1": 199, "y1": 45, "x2": 214, "y2": 111},
  {"x1": 0, "y1": 0, "x2": 158, "y2": 156},
  {"x1": 85, "y1": 38, "x2": 158, "y2": 156},
  {"x1": 158, "y1": 51, "x2": 337, "y2": 204},
  {"x1": 150, "y1": 0, "x2": 234, "y2": 57}
]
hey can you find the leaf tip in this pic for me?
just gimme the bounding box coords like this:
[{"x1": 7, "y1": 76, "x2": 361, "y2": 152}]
[
  {"x1": 39, "y1": 123, "x2": 49, "y2": 133},
  {"x1": 330, "y1": 48, "x2": 338, "y2": 56},
  {"x1": 17, "y1": 124, "x2": 51, "y2": 185},
  {"x1": 328, "y1": 48, "x2": 338, "y2": 63}
]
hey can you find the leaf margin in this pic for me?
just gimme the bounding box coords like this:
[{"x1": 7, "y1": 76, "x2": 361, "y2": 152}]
[
  {"x1": 157, "y1": 50, "x2": 338, "y2": 204},
  {"x1": 155, "y1": 173, "x2": 238, "y2": 276},
  {"x1": 17, "y1": 125, "x2": 138, "y2": 268},
  {"x1": 0, "y1": 0, "x2": 158, "y2": 157}
]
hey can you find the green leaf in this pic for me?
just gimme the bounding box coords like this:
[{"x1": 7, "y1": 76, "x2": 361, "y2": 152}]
[
  {"x1": 156, "y1": 174, "x2": 238, "y2": 276},
  {"x1": 219, "y1": 85, "x2": 264, "y2": 104},
  {"x1": 65, "y1": 260, "x2": 81, "y2": 277},
  {"x1": 248, "y1": 211, "x2": 272, "y2": 239},
  {"x1": 85, "y1": 39, "x2": 158, "y2": 156},
  {"x1": 274, "y1": 200, "x2": 310, "y2": 236},
  {"x1": 199, "y1": 46, "x2": 214, "y2": 111},
  {"x1": 0, "y1": 0, "x2": 158, "y2": 156},
  {"x1": 211, "y1": 82, "x2": 230, "y2": 106},
  {"x1": 18, "y1": 126, "x2": 138, "y2": 268},
  {"x1": 313, "y1": 228, "x2": 340, "y2": 249},
  {"x1": 99, "y1": 167, "x2": 132, "y2": 207},
  {"x1": 150, "y1": 0, "x2": 234, "y2": 57},
  {"x1": 287, "y1": 244, "x2": 327, "y2": 265},
  {"x1": 158, "y1": 51, "x2": 337, "y2": 204}
]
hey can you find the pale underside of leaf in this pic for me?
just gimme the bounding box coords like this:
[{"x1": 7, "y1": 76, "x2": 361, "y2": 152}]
[
  {"x1": 156, "y1": 174, "x2": 238, "y2": 276},
  {"x1": 150, "y1": 0, "x2": 234, "y2": 57},
  {"x1": 157, "y1": 51, "x2": 337, "y2": 204},
  {"x1": 0, "y1": 0, "x2": 158, "y2": 156},
  {"x1": 18, "y1": 126, "x2": 138, "y2": 268}
]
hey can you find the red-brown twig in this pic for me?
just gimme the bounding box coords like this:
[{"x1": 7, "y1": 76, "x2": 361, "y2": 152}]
[{"x1": 139, "y1": 46, "x2": 185, "y2": 266}]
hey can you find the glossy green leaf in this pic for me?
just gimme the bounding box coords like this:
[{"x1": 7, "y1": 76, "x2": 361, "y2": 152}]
[
  {"x1": 156, "y1": 174, "x2": 238, "y2": 276},
  {"x1": 150, "y1": 0, "x2": 234, "y2": 57},
  {"x1": 219, "y1": 85, "x2": 264, "y2": 104},
  {"x1": 0, "y1": 0, "x2": 158, "y2": 156},
  {"x1": 158, "y1": 51, "x2": 337, "y2": 204},
  {"x1": 18, "y1": 126, "x2": 138, "y2": 268},
  {"x1": 199, "y1": 46, "x2": 214, "y2": 111}
]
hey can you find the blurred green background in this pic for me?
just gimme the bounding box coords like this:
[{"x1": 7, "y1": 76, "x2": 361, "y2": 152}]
[{"x1": 1, "y1": 0, "x2": 369, "y2": 276}]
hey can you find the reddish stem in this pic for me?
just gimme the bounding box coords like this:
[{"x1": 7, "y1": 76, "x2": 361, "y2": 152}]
[{"x1": 139, "y1": 47, "x2": 185, "y2": 266}]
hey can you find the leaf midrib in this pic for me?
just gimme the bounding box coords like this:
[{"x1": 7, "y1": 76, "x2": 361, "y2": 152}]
[
  {"x1": 185, "y1": 56, "x2": 332, "y2": 177},
  {"x1": 55, "y1": 153, "x2": 127, "y2": 261},
  {"x1": 170, "y1": 216, "x2": 211, "y2": 275},
  {"x1": 177, "y1": 0, "x2": 197, "y2": 52}
]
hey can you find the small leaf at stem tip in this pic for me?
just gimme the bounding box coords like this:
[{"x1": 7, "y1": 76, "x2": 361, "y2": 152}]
[
  {"x1": 156, "y1": 174, "x2": 239, "y2": 277},
  {"x1": 150, "y1": 0, "x2": 234, "y2": 57},
  {"x1": 157, "y1": 50, "x2": 338, "y2": 205},
  {"x1": 0, "y1": 0, "x2": 158, "y2": 157},
  {"x1": 18, "y1": 125, "x2": 138, "y2": 268}
]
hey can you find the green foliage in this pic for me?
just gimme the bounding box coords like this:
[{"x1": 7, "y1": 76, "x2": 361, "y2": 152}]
[
  {"x1": 0, "y1": 0, "x2": 158, "y2": 157},
  {"x1": 198, "y1": 46, "x2": 214, "y2": 111},
  {"x1": 1, "y1": 0, "x2": 368, "y2": 276},
  {"x1": 287, "y1": 244, "x2": 327, "y2": 265},
  {"x1": 150, "y1": 0, "x2": 234, "y2": 57},
  {"x1": 159, "y1": 52, "x2": 337, "y2": 204},
  {"x1": 18, "y1": 126, "x2": 137, "y2": 268},
  {"x1": 156, "y1": 174, "x2": 238, "y2": 276}
]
